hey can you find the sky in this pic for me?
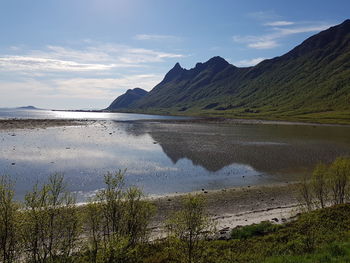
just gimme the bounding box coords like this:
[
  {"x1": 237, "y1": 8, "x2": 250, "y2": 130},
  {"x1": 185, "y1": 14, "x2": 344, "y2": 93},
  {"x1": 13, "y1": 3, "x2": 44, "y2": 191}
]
[{"x1": 0, "y1": 0, "x2": 349, "y2": 109}]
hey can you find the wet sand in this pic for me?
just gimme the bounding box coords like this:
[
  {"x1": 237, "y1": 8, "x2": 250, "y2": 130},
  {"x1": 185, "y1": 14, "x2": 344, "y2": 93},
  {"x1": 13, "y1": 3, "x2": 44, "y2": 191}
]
[
  {"x1": 0, "y1": 119, "x2": 90, "y2": 130},
  {"x1": 1, "y1": 116, "x2": 348, "y2": 131},
  {"x1": 150, "y1": 182, "x2": 300, "y2": 239}
]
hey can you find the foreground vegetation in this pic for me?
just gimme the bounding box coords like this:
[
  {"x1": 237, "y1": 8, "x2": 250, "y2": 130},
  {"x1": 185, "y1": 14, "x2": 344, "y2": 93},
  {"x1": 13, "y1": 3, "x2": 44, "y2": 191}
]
[
  {"x1": 0, "y1": 171, "x2": 157, "y2": 263},
  {"x1": 299, "y1": 156, "x2": 350, "y2": 211},
  {"x1": 0, "y1": 157, "x2": 350, "y2": 262}
]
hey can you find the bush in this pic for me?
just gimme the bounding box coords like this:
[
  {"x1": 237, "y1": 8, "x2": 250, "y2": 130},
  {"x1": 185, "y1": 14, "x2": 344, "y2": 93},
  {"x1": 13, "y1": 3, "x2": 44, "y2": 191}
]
[
  {"x1": 230, "y1": 221, "x2": 280, "y2": 240},
  {"x1": 21, "y1": 173, "x2": 81, "y2": 262},
  {"x1": 328, "y1": 157, "x2": 350, "y2": 205},
  {"x1": 298, "y1": 157, "x2": 350, "y2": 210},
  {"x1": 166, "y1": 194, "x2": 215, "y2": 263},
  {"x1": 84, "y1": 170, "x2": 156, "y2": 262},
  {"x1": 0, "y1": 176, "x2": 19, "y2": 263}
]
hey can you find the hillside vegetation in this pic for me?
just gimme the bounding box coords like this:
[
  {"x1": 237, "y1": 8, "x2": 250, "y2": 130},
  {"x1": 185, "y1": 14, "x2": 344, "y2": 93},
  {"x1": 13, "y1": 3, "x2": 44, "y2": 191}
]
[
  {"x1": 107, "y1": 88, "x2": 148, "y2": 110},
  {"x1": 1, "y1": 157, "x2": 350, "y2": 262},
  {"x1": 108, "y1": 19, "x2": 350, "y2": 124}
]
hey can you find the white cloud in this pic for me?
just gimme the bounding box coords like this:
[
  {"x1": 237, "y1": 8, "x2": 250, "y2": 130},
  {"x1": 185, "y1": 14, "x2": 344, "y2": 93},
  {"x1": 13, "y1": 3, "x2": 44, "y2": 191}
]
[
  {"x1": 119, "y1": 48, "x2": 184, "y2": 63},
  {"x1": 0, "y1": 79, "x2": 51, "y2": 96},
  {"x1": 0, "y1": 56, "x2": 119, "y2": 72},
  {"x1": 233, "y1": 22, "x2": 332, "y2": 49},
  {"x1": 235, "y1": 57, "x2": 266, "y2": 67},
  {"x1": 134, "y1": 34, "x2": 181, "y2": 41},
  {"x1": 233, "y1": 35, "x2": 279, "y2": 49},
  {"x1": 273, "y1": 25, "x2": 331, "y2": 36},
  {"x1": 51, "y1": 74, "x2": 162, "y2": 98},
  {"x1": 232, "y1": 35, "x2": 259, "y2": 43},
  {"x1": 44, "y1": 45, "x2": 113, "y2": 63},
  {"x1": 0, "y1": 74, "x2": 162, "y2": 102},
  {"x1": 248, "y1": 40, "x2": 278, "y2": 49},
  {"x1": 0, "y1": 41, "x2": 183, "y2": 108},
  {"x1": 45, "y1": 44, "x2": 183, "y2": 63},
  {"x1": 0, "y1": 43, "x2": 184, "y2": 74},
  {"x1": 264, "y1": 21, "x2": 295, "y2": 26}
]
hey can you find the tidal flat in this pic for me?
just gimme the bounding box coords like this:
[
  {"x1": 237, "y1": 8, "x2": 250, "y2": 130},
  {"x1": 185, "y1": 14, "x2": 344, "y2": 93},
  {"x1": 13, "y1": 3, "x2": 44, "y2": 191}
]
[{"x1": 1, "y1": 117, "x2": 350, "y2": 203}]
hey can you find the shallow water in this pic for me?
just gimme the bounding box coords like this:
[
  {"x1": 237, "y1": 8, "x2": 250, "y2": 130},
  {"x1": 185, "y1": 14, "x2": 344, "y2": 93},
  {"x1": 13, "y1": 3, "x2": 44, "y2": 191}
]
[
  {"x1": 0, "y1": 108, "x2": 188, "y2": 121},
  {"x1": 1, "y1": 113, "x2": 350, "y2": 201}
]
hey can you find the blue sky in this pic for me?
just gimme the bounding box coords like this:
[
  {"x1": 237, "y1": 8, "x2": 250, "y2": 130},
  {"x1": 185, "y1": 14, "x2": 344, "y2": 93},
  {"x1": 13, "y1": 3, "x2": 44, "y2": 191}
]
[{"x1": 0, "y1": 0, "x2": 349, "y2": 109}]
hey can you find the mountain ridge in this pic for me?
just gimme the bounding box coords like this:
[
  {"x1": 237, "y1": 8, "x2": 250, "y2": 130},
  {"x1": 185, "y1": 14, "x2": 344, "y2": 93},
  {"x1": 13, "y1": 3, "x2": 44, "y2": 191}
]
[
  {"x1": 107, "y1": 19, "x2": 350, "y2": 124},
  {"x1": 107, "y1": 88, "x2": 148, "y2": 110}
]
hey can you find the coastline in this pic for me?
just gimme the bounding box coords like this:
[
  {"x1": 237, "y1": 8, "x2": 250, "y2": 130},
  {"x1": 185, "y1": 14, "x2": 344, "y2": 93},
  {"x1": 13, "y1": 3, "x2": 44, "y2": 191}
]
[
  {"x1": 0, "y1": 119, "x2": 91, "y2": 130},
  {"x1": 132, "y1": 116, "x2": 350, "y2": 127},
  {"x1": 73, "y1": 182, "x2": 300, "y2": 240},
  {"x1": 1, "y1": 115, "x2": 350, "y2": 131},
  {"x1": 107, "y1": 109, "x2": 350, "y2": 126},
  {"x1": 149, "y1": 182, "x2": 300, "y2": 239}
]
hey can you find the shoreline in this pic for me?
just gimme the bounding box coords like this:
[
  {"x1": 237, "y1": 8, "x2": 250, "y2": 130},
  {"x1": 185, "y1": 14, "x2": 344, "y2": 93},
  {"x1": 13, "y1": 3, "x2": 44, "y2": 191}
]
[
  {"x1": 1, "y1": 116, "x2": 350, "y2": 131},
  {"x1": 106, "y1": 109, "x2": 350, "y2": 126},
  {"x1": 149, "y1": 182, "x2": 300, "y2": 239},
  {"x1": 74, "y1": 182, "x2": 300, "y2": 240},
  {"x1": 0, "y1": 119, "x2": 93, "y2": 130},
  {"x1": 132, "y1": 116, "x2": 350, "y2": 127}
]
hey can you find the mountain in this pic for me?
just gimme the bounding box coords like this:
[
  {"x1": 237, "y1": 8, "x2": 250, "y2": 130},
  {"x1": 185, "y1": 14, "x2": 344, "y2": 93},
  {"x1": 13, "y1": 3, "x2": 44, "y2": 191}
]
[
  {"x1": 107, "y1": 88, "x2": 148, "y2": 110},
  {"x1": 16, "y1": 106, "x2": 41, "y2": 110},
  {"x1": 108, "y1": 19, "x2": 350, "y2": 123}
]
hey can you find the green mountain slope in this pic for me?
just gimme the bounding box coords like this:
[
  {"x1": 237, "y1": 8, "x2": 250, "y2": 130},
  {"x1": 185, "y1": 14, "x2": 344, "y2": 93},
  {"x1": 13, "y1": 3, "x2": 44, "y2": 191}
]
[
  {"x1": 108, "y1": 19, "x2": 350, "y2": 123},
  {"x1": 107, "y1": 88, "x2": 148, "y2": 110}
]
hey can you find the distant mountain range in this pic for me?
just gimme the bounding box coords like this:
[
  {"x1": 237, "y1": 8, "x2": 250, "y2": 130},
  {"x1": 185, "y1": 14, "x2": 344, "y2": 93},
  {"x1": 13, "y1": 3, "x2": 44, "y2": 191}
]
[
  {"x1": 0, "y1": 106, "x2": 42, "y2": 110},
  {"x1": 17, "y1": 106, "x2": 41, "y2": 110},
  {"x1": 107, "y1": 19, "x2": 350, "y2": 123}
]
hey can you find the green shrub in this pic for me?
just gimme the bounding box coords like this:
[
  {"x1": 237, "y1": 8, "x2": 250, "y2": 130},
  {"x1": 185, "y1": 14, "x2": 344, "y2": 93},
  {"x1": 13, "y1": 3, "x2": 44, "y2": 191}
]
[{"x1": 230, "y1": 221, "x2": 280, "y2": 240}]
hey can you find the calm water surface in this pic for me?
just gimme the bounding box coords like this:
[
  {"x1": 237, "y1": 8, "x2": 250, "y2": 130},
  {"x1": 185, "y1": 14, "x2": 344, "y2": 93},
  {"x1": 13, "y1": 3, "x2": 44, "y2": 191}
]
[
  {"x1": 1, "y1": 110, "x2": 350, "y2": 201},
  {"x1": 0, "y1": 108, "x2": 188, "y2": 121}
]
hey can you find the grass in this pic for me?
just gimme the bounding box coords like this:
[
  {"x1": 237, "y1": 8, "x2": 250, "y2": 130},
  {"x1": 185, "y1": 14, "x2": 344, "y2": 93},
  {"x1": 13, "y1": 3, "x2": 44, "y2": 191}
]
[
  {"x1": 140, "y1": 204, "x2": 350, "y2": 263},
  {"x1": 263, "y1": 242, "x2": 350, "y2": 263},
  {"x1": 115, "y1": 106, "x2": 350, "y2": 125},
  {"x1": 230, "y1": 221, "x2": 281, "y2": 240}
]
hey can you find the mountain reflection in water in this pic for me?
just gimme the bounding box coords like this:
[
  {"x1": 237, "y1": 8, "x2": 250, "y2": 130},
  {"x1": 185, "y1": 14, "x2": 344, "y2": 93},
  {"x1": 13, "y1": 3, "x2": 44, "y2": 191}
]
[
  {"x1": 123, "y1": 121, "x2": 350, "y2": 174},
  {"x1": 2, "y1": 120, "x2": 350, "y2": 201}
]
